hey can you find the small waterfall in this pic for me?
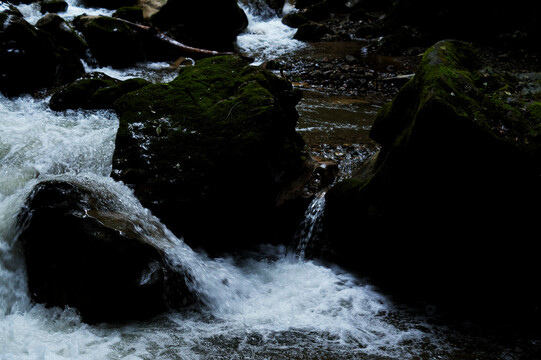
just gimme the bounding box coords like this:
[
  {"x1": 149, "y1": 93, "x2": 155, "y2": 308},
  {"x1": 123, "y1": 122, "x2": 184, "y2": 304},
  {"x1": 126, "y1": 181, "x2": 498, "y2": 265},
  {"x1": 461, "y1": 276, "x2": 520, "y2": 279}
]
[
  {"x1": 236, "y1": 0, "x2": 306, "y2": 64},
  {"x1": 294, "y1": 192, "x2": 327, "y2": 260}
]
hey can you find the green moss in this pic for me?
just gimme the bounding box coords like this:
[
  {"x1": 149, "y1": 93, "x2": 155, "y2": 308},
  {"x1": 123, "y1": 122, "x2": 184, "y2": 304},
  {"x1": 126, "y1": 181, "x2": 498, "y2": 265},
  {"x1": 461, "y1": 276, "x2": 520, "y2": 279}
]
[
  {"x1": 374, "y1": 40, "x2": 541, "y2": 158},
  {"x1": 113, "y1": 55, "x2": 303, "y2": 180},
  {"x1": 50, "y1": 73, "x2": 150, "y2": 111}
]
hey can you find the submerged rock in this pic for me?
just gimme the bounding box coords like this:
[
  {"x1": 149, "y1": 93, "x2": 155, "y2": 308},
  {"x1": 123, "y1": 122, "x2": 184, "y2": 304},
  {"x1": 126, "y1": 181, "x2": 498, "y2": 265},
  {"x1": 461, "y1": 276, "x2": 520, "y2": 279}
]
[
  {"x1": 0, "y1": 6, "x2": 84, "y2": 96},
  {"x1": 319, "y1": 40, "x2": 541, "y2": 321},
  {"x1": 18, "y1": 180, "x2": 194, "y2": 324},
  {"x1": 113, "y1": 55, "x2": 308, "y2": 253}
]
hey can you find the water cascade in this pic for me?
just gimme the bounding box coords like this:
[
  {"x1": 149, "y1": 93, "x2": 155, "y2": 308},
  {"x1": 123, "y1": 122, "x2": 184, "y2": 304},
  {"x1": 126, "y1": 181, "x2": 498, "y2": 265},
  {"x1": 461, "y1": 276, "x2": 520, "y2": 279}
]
[{"x1": 0, "y1": 1, "x2": 457, "y2": 358}]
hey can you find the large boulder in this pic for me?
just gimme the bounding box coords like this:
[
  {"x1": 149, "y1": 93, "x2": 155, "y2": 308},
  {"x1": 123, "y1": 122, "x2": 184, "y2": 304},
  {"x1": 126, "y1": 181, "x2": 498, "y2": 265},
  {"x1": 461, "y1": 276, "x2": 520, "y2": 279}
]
[
  {"x1": 149, "y1": 0, "x2": 248, "y2": 51},
  {"x1": 0, "y1": 6, "x2": 84, "y2": 96},
  {"x1": 319, "y1": 40, "x2": 541, "y2": 321},
  {"x1": 112, "y1": 55, "x2": 308, "y2": 253},
  {"x1": 18, "y1": 180, "x2": 194, "y2": 324}
]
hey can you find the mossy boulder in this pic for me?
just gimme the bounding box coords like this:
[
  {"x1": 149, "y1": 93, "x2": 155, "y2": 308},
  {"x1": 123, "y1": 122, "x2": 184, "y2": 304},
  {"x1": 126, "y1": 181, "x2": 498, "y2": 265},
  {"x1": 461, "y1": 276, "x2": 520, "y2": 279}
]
[
  {"x1": 112, "y1": 55, "x2": 306, "y2": 253},
  {"x1": 18, "y1": 180, "x2": 194, "y2": 324},
  {"x1": 320, "y1": 40, "x2": 541, "y2": 320},
  {"x1": 49, "y1": 72, "x2": 150, "y2": 111},
  {"x1": 149, "y1": 0, "x2": 248, "y2": 51},
  {"x1": 0, "y1": 6, "x2": 84, "y2": 96}
]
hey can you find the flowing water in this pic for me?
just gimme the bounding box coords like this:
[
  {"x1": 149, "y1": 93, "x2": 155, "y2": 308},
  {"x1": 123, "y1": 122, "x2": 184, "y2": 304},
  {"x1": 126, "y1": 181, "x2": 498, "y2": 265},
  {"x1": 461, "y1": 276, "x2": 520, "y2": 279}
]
[{"x1": 1, "y1": 1, "x2": 536, "y2": 359}]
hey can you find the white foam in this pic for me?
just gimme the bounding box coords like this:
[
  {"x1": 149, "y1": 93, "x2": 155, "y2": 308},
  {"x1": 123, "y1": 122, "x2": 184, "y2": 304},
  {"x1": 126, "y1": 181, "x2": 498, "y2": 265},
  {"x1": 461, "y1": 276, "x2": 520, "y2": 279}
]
[
  {"x1": 14, "y1": 0, "x2": 114, "y2": 25},
  {"x1": 236, "y1": 3, "x2": 306, "y2": 64}
]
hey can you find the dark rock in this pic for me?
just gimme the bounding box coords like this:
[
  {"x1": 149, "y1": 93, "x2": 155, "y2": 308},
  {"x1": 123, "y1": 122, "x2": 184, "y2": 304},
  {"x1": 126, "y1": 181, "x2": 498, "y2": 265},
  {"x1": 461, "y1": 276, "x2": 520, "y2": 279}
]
[
  {"x1": 18, "y1": 180, "x2": 194, "y2": 324},
  {"x1": 49, "y1": 72, "x2": 150, "y2": 111},
  {"x1": 0, "y1": 6, "x2": 85, "y2": 96},
  {"x1": 295, "y1": 0, "x2": 321, "y2": 9},
  {"x1": 265, "y1": 0, "x2": 286, "y2": 15},
  {"x1": 36, "y1": 13, "x2": 88, "y2": 58},
  {"x1": 112, "y1": 55, "x2": 308, "y2": 254},
  {"x1": 72, "y1": 15, "x2": 145, "y2": 68},
  {"x1": 281, "y1": 12, "x2": 310, "y2": 28},
  {"x1": 149, "y1": 0, "x2": 248, "y2": 51},
  {"x1": 40, "y1": 0, "x2": 68, "y2": 14},
  {"x1": 113, "y1": 6, "x2": 145, "y2": 24},
  {"x1": 293, "y1": 23, "x2": 331, "y2": 41},
  {"x1": 319, "y1": 40, "x2": 541, "y2": 322},
  {"x1": 303, "y1": 2, "x2": 331, "y2": 22},
  {"x1": 380, "y1": 0, "x2": 540, "y2": 54}
]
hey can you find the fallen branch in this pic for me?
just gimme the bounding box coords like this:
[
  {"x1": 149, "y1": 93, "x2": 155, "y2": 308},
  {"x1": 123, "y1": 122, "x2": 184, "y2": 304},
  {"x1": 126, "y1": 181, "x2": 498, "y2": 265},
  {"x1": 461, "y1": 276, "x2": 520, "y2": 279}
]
[{"x1": 117, "y1": 18, "x2": 235, "y2": 58}]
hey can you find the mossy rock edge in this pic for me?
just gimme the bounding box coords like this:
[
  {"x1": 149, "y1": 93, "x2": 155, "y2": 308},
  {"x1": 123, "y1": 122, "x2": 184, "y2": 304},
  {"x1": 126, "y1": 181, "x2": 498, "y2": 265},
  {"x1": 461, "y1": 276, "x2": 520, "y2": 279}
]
[{"x1": 320, "y1": 40, "x2": 541, "y2": 324}]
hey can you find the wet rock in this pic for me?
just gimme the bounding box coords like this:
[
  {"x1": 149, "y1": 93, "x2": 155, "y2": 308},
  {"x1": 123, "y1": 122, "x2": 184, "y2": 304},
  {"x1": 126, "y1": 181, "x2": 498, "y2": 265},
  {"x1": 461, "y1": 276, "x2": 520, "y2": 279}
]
[
  {"x1": 303, "y1": 2, "x2": 331, "y2": 22},
  {"x1": 113, "y1": 6, "x2": 145, "y2": 24},
  {"x1": 72, "y1": 15, "x2": 145, "y2": 68},
  {"x1": 18, "y1": 180, "x2": 194, "y2": 324},
  {"x1": 79, "y1": 0, "x2": 136, "y2": 10},
  {"x1": 112, "y1": 55, "x2": 308, "y2": 253},
  {"x1": 0, "y1": 6, "x2": 84, "y2": 96},
  {"x1": 281, "y1": 12, "x2": 310, "y2": 28},
  {"x1": 320, "y1": 40, "x2": 541, "y2": 321},
  {"x1": 293, "y1": 23, "x2": 331, "y2": 41},
  {"x1": 49, "y1": 72, "x2": 150, "y2": 111},
  {"x1": 40, "y1": 0, "x2": 68, "y2": 14},
  {"x1": 294, "y1": 0, "x2": 321, "y2": 9},
  {"x1": 265, "y1": 0, "x2": 286, "y2": 15},
  {"x1": 149, "y1": 0, "x2": 248, "y2": 51},
  {"x1": 35, "y1": 13, "x2": 88, "y2": 58}
]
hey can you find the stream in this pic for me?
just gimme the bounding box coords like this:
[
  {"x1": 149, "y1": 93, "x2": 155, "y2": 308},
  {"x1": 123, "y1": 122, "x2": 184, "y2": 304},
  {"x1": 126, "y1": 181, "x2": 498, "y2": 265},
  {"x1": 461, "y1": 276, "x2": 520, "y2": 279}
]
[{"x1": 0, "y1": 1, "x2": 538, "y2": 359}]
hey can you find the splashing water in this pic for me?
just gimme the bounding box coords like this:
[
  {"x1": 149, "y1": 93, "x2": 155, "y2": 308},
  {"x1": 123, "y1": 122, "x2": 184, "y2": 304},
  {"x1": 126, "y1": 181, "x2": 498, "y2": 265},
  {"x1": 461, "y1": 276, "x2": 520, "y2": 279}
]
[
  {"x1": 236, "y1": 2, "x2": 307, "y2": 64},
  {"x1": 294, "y1": 194, "x2": 327, "y2": 260}
]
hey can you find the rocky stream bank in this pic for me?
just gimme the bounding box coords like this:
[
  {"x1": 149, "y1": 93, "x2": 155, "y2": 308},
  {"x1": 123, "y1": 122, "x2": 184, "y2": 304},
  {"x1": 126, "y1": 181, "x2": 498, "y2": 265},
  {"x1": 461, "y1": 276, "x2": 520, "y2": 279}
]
[{"x1": 2, "y1": 0, "x2": 541, "y2": 358}]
